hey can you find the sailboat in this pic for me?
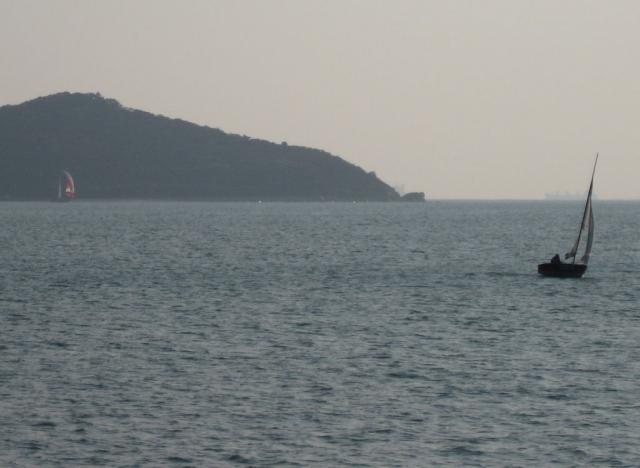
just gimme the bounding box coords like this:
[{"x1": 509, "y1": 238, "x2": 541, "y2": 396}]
[
  {"x1": 56, "y1": 170, "x2": 76, "y2": 202},
  {"x1": 538, "y1": 154, "x2": 598, "y2": 278}
]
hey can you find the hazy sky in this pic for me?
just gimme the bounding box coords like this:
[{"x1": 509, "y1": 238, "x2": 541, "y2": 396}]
[{"x1": 2, "y1": 0, "x2": 639, "y2": 198}]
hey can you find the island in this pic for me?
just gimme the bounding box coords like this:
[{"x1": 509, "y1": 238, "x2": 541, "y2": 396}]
[{"x1": 0, "y1": 92, "x2": 420, "y2": 202}]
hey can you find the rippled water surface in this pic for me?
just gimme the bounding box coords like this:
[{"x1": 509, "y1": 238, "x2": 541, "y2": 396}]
[{"x1": 2, "y1": 201, "x2": 640, "y2": 466}]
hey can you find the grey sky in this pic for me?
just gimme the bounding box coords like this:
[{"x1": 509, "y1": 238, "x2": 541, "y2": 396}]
[{"x1": 2, "y1": 0, "x2": 638, "y2": 198}]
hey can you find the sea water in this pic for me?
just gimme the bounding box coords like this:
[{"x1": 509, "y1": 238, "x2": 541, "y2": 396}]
[{"x1": 1, "y1": 201, "x2": 640, "y2": 466}]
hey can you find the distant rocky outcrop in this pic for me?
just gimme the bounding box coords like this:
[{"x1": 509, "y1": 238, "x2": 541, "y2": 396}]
[
  {"x1": 400, "y1": 192, "x2": 426, "y2": 202},
  {"x1": 0, "y1": 92, "x2": 402, "y2": 201}
]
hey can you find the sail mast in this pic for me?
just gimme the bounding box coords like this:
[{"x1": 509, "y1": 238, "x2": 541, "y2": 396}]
[{"x1": 567, "y1": 153, "x2": 598, "y2": 263}]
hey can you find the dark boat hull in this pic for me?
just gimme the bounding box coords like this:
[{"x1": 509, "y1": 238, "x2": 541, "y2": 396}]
[{"x1": 538, "y1": 262, "x2": 587, "y2": 278}]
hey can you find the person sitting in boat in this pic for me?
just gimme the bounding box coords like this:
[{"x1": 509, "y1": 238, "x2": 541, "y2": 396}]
[{"x1": 550, "y1": 254, "x2": 562, "y2": 264}]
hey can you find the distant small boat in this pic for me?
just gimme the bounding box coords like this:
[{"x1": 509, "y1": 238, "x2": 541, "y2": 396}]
[
  {"x1": 56, "y1": 170, "x2": 76, "y2": 202},
  {"x1": 538, "y1": 154, "x2": 598, "y2": 278}
]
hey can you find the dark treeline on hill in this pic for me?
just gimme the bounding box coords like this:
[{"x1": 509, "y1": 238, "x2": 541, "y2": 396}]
[{"x1": 0, "y1": 92, "x2": 412, "y2": 201}]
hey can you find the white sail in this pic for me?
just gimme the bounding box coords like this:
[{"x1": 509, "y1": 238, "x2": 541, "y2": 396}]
[
  {"x1": 580, "y1": 202, "x2": 594, "y2": 264},
  {"x1": 564, "y1": 182, "x2": 592, "y2": 261},
  {"x1": 564, "y1": 154, "x2": 597, "y2": 263},
  {"x1": 564, "y1": 200, "x2": 587, "y2": 260}
]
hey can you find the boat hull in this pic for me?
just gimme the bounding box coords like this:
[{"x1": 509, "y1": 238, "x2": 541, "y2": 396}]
[{"x1": 537, "y1": 262, "x2": 587, "y2": 278}]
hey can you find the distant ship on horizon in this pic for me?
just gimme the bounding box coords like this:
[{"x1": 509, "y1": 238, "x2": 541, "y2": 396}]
[{"x1": 544, "y1": 190, "x2": 598, "y2": 201}]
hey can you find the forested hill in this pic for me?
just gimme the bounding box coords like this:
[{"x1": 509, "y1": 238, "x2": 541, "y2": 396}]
[{"x1": 0, "y1": 92, "x2": 401, "y2": 201}]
